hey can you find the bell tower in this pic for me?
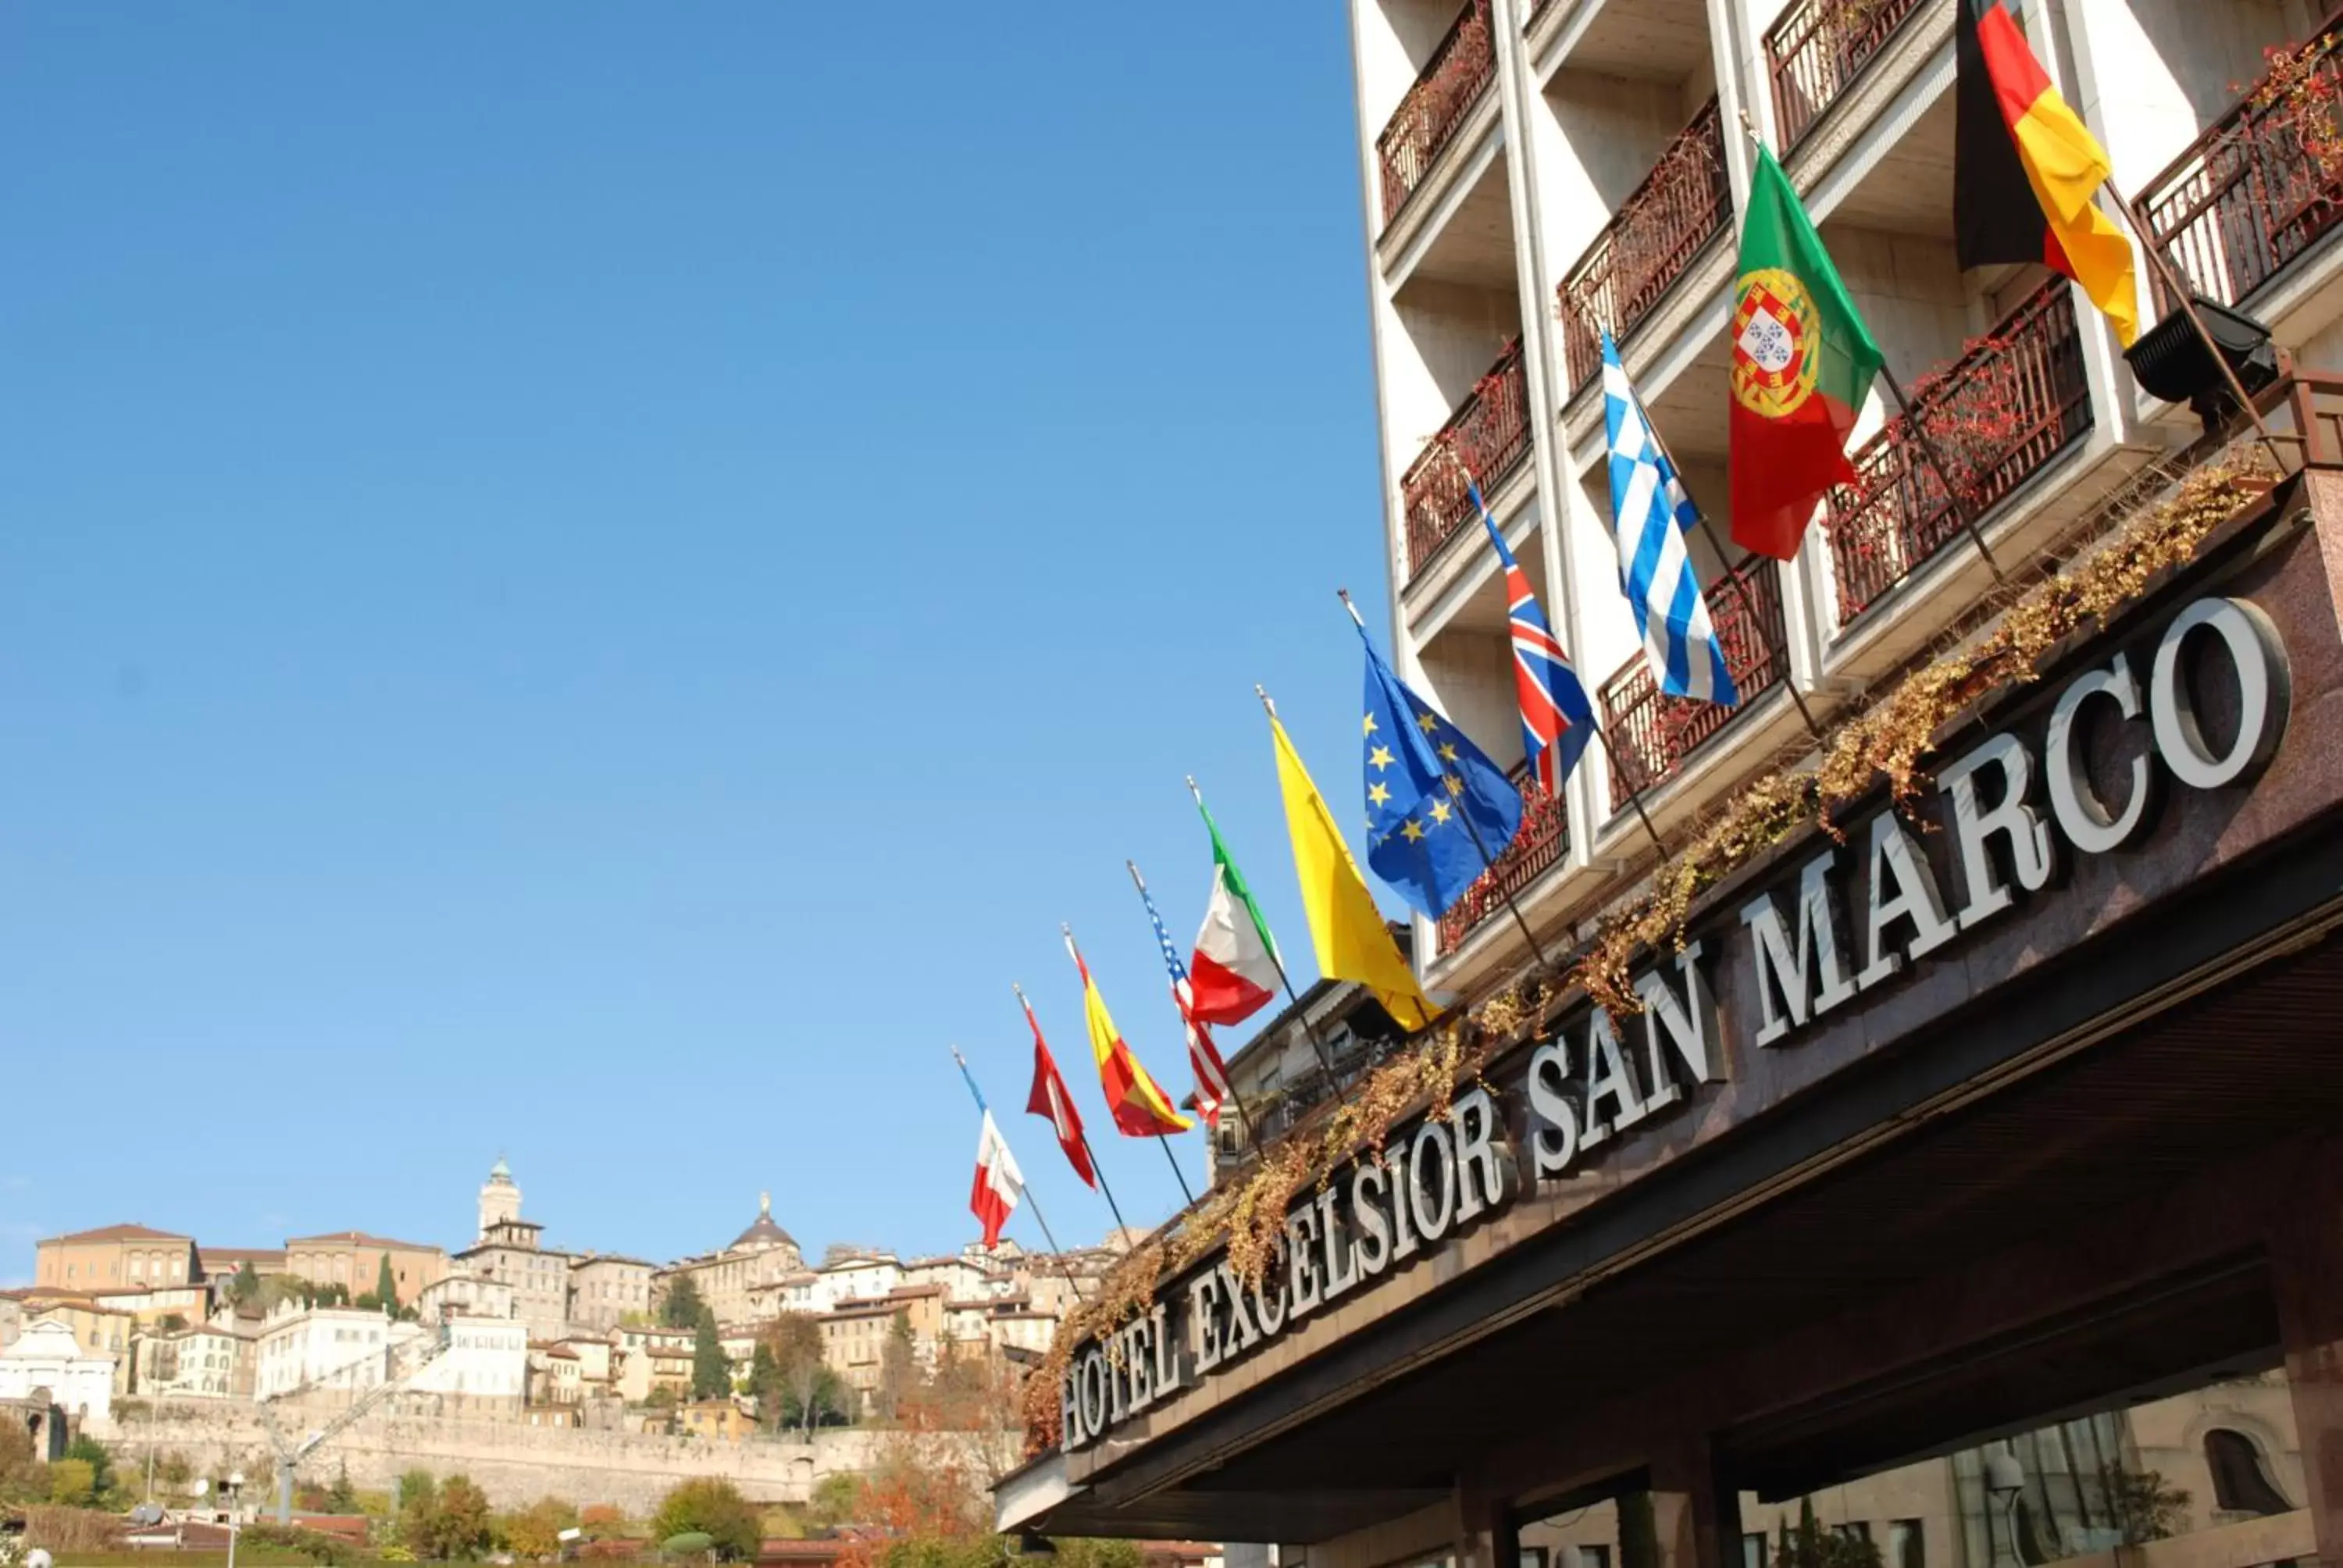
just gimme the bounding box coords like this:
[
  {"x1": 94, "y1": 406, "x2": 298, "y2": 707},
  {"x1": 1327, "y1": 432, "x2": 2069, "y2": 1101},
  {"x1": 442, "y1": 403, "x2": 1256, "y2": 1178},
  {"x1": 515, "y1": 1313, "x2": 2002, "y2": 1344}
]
[{"x1": 478, "y1": 1156, "x2": 522, "y2": 1242}]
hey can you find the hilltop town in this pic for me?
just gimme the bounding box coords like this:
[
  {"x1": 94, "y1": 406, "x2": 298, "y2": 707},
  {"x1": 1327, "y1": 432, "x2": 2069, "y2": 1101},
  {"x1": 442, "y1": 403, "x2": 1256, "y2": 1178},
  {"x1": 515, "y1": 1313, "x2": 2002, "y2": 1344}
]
[{"x1": 0, "y1": 1158, "x2": 1128, "y2": 1488}]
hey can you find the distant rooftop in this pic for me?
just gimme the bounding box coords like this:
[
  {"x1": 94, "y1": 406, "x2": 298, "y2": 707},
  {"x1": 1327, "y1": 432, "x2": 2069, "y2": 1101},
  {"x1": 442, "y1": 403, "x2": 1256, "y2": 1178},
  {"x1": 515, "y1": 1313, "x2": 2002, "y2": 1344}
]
[{"x1": 40, "y1": 1222, "x2": 191, "y2": 1245}]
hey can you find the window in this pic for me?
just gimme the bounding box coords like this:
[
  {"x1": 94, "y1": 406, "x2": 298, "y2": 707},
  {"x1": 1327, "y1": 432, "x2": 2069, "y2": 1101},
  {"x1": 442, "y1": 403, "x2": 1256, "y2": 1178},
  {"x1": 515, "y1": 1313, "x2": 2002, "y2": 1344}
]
[
  {"x1": 1743, "y1": 1534, "x2": 1769, "y2": 1568},
  {"x1": 1887, "y1": 1520, "x2": 1923, "y2": 1568},
  {"x1": 2205, "y1": 1429, "x2": 2294, "y2": 1516},
  {"x1": 1831, "y1": 1525, "x2": 1870, "y2": 1544},
  {"x1": 1577, "y1": 1548, "x2": 1610, "y2": 1568}
]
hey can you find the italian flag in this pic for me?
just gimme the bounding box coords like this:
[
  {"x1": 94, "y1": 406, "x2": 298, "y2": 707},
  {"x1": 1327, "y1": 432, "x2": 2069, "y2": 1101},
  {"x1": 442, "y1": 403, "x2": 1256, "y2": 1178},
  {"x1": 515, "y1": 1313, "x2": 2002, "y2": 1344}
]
[
  {"x1": 968, "y1": 1109, "x2": 1023, "y2": 1250},
  {"x1": 1728, "y1": 146, "x2": 1884, "y2": 561},
  {"x1": 1188, "y1": 794, "x2": 1280, "y2": 1025}
]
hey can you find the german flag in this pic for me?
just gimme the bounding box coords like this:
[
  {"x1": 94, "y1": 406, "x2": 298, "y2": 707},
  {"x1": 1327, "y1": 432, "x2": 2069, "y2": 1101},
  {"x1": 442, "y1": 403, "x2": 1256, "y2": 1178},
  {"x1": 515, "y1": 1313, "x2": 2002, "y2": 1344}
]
[{"x1": 1955, "y1": 0, "x2": 2139, "y2": 344}]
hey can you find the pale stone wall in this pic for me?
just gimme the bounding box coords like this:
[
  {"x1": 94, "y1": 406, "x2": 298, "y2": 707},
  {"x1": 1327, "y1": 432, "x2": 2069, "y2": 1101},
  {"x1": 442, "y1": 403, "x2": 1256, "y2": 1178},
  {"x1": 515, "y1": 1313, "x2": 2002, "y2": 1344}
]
[{"x1": 89, "y1": 1405, "x2": 1018, "y2": 1516}]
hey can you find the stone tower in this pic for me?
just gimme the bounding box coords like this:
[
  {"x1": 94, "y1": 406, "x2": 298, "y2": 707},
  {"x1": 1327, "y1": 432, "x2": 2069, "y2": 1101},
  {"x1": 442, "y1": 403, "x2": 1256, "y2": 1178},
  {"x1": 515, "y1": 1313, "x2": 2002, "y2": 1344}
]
[{"x1": 478, "y1": 1156, "x2": 522, "y2": 1242}]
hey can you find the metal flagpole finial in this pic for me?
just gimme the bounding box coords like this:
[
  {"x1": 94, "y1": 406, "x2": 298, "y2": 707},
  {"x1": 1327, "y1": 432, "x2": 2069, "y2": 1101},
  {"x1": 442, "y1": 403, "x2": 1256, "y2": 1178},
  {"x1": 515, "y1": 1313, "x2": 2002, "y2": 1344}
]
[
  {"x1": 1736, "y1": 105, "x2": 1764, "y2": 148},
  {"x1": 1338, "y1": 589, "x2": 1367, "y2": 629},
  {"x1": 1185, "y1": 774, "x2": 1202, "y2": 800},
  {"x1": 1255, "y1": 684, "x2": 1278, "y2": 718},
  {"x1": 950, "y1": 1043, "x2": 968, "y2": 1068},
  {"x1": 1011, "y1": 980, "x2": 1027, "y2": 1003},
  {"x1": 1126, "y1": 859, "x2": 1147, "y2": 892}
]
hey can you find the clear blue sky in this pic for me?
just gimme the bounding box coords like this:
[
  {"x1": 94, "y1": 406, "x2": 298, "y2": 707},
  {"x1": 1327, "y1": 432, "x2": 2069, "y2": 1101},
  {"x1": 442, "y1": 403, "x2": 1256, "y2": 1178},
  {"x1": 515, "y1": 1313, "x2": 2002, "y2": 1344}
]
[{"x1": 0, "y1": 6, "x2": 1409, "y2": 1282}]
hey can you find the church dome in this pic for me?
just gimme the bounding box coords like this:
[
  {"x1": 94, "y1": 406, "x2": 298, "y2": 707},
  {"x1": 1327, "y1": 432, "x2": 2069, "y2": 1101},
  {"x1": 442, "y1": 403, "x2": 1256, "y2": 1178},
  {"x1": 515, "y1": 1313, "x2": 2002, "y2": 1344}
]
[{"x1": 731, "y1": 1192, "x2": 797, "y2": 1252}]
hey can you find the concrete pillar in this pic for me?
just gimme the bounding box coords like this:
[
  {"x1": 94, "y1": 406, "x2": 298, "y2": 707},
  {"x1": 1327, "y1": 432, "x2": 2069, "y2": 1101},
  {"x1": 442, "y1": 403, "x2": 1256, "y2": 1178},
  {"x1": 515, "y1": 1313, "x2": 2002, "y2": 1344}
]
[
  {"x1": 2270, "y1": 1139, "x2": 2343, "y2": 1568},
  {"x1": 1650, "y1": 1432, "x2": 1735, "y2": 1568}
]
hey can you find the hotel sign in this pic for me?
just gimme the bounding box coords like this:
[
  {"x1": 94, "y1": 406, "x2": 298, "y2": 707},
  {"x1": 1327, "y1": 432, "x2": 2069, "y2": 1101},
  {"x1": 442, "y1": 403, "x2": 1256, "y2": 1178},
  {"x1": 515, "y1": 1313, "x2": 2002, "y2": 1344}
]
[{"x1": 1060, "y1": 596, "x2": 2290, "y2": 1454}]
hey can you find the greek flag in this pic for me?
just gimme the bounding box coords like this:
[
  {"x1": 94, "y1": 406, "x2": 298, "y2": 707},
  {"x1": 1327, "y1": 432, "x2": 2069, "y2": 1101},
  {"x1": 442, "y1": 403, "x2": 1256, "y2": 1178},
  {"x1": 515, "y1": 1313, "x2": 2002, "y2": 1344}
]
[{"x1": 1600, "y1": 332, "x2": 1740, "y2": 707}]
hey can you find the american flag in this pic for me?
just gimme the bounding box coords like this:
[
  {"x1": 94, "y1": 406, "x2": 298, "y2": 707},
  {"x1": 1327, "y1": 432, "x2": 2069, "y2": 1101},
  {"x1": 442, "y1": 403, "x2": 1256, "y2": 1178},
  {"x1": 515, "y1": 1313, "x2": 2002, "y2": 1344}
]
[
  {"x1": 1476, "y1": 483, "x2": 1594, "y2": 798},
  {"x1": 1133, "y1": 865, "x2": 1232, "y2": 1130}
]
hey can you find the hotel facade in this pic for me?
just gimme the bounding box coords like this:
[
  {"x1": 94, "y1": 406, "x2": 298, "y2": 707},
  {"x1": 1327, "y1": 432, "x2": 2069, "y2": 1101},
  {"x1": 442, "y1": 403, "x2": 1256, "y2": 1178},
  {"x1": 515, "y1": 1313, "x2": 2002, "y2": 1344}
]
[{"x1": 997, "y1": 8, "x2": 2343, "y2": 1568}]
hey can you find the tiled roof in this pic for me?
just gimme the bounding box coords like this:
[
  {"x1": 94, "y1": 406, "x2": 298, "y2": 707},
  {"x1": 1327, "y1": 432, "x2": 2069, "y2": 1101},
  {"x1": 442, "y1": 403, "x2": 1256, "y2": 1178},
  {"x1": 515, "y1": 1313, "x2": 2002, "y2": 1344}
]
[
  {"x1": 40, "y1": 1223, "x2": 191, "y2": 1245},
  {"x1": 283, "y1": 1230, "x2": 445, "y2": 1253}
]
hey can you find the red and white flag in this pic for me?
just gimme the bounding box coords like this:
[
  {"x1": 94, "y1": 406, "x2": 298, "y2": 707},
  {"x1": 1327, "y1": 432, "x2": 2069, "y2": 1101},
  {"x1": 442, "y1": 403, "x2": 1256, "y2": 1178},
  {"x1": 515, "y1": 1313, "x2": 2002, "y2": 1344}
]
[
  {"x1": 968, "y1": 1109, "x2": 1024, "y2": 1250},
  {"x1": 1020, "y1": 988, "x2": 1097, "y2": 1187}
]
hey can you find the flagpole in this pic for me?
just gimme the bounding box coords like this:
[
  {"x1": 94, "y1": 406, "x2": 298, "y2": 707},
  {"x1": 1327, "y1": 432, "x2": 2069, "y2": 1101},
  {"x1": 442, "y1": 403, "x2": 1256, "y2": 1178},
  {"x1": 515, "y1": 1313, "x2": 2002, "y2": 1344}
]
[
  {"x1": 1186, "y1": 773, "x2": 1358, "y2": 1120},
  {"x1": 1061, "y1": 924, "x2": 1199, "y2": 1213},
  {"x1": 1125, "y1": 858, "x2": 1268, "y2": 1165},
  {"x1": 1337, "y1": 589, "x2": 1556, "y2": 973},
  {"x1": 950, "y1": 1046, "x2": 1087, "y2": 1306},
  {"x1": 2099, "y1": 186, "x2": 2289, "y2": 471},
  {"x1": 1438, "y1": 450, "x2": 1672, "y2": 865},
  {"x1": 1013, "y1": 981, "x2": 1133, "y2": 1242}
]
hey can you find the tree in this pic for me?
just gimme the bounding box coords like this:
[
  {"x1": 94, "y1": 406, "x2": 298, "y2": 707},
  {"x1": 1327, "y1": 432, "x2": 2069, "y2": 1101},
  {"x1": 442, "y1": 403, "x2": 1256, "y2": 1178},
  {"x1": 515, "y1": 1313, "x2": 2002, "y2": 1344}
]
[
  {"x1": 754, "y1": 1317, "x2": 845, "y2": 1437},
  {"x1": 376, "y1": 1256, "x2": 400, "y2": 1315},
  {"x1": 327, "y1": 1463, "x2": 360, "y2": 1515},
  {"x1": 501, "y1": 1496, "x2": 578, "y2": 1560},
  {"x1": 651, "y1": 1477, "x2": 761, "y2": 1562},
  {"x1": 227, "y1": 1260, "x2": 261, "y2": 1307},
  {"x1": 0, "y1": 1421, "x2": 45, "y2": 1506},
  {"x1": 62, "y1": 1435, "x2": 114, "y2": 1500},
  {"x1": 806, "y1": 1474, "x2": 863, "y2": 1529},
  {"x1": 415, "y1": 1474, "x2": 492, "y2": 1560},
  {"x1": 2106, "y1": 1468, "x2": 2191, "y2": 1545},
  {"x1": 662, "y1": 1275, "x2": 705, "y2": 1331},
  {"x1": 691, "y1": 1307, "x2": 729, "y2": 1402},
  {"x1": 159, "y1": 1313, "x2": 189, "y2": 1333},
  {"x1": 1772, "y1": 1499, "x2": 1881, "y2": 1568},
  {"x1": 876, "y1": 1312, "x2": 917, "y2": 1424}
]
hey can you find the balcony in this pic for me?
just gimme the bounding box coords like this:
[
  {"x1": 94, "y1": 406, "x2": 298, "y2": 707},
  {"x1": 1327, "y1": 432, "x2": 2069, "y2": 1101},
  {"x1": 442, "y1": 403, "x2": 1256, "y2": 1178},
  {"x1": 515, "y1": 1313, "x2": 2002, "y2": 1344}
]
[
  {"x1": 1765, "y1": 0, "x2": 1931, "y2": 153},
  {"x1": 1599, "y1": 558, "x2": 1789, "y2": 808},
  {"x1": 1378, "y1": 0, "x2": 1499, "y2": 228},
  {"x1": 1436, "y1": 764, "x2": 1568, "y2": 952},
  {"x1": 1401, "y1": 337, "x2": 1532, "y2": 575},
  {"x1": 1826, "y1": 278, "x2": 2092, "y2": 623},
  {"x1": 2134, "y1": 14, "x2": 2343, "y2": 312},
  {"x1": 1556, "y1": 98, "x2": 1734, "y2": 394}
]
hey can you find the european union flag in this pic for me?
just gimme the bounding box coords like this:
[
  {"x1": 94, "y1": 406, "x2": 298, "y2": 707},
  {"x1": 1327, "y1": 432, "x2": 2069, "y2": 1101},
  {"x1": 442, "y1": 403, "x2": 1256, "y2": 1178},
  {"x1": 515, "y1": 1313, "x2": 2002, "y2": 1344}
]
[{"x1": 1356, "y1": 620, "x2": 1525, "y2": 920}]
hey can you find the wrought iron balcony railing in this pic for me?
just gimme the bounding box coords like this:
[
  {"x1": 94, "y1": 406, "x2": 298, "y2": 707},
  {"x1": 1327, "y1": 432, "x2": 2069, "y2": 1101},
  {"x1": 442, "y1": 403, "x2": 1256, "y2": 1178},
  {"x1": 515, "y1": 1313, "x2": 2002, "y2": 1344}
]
[
  {"x1": 1436, "y1": 761, "x2": 1567, "y2": 953},
  {"x1": 1376, "y1": 0, "x2": 1498, "y2": 227},
  {"x1": 1557, "y1": 98, "x2": 1733, "y2": 394},
  {"x1": 2134, "y1": 13, "x2": 2343, "y2": 312},
  {"x1": 1599, "y1": 558, "x2": 1789, "y2": 808},
  {"x1": 1826, "y1": 279, "x2": 2092, "y2": 622},
  {"x1": 1401, "y1": 337, "x2": 1532, "y2": 576},
  {"x1": 1765, "y1": 0, "x2": 1930, "y2": 152}
]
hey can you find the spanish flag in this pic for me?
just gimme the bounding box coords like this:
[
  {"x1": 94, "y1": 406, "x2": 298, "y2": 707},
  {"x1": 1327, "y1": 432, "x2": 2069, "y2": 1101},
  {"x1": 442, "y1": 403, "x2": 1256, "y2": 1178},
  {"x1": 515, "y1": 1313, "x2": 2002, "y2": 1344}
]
[
  {"x1": 1065, "y1": 928, "x2": 1193, "y2": 1138},
  {"x1": 1955, "y1": 0, "x2": 2139, "y2": 346},
  {"x1": 1269, "y1": 711, "x2": 1439, "y2": 1033}
]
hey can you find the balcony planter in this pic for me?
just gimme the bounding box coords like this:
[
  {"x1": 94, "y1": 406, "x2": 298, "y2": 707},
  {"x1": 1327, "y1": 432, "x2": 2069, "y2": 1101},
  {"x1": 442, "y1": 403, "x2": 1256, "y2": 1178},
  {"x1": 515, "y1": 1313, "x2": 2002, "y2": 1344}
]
[
  {"x1": 1556, "y1": 99, "x2": 1734, "y2": 394},
  {"x1": 1402, "y1": 338, "x2": 1532, "y2": 576},
  {"x1": 1826, "y1": 279, "x2": 2092, "y2": 624},
  {"x1": 2136, "y1": 18, "x2": 2343, "y2": 312},
  {"x1": 1377, "y1": 0, "x2": 1498, "y2": 227},
  {"x1": 1765, "y1": 0, "x2": 1931, "y2": 153},
  {"x1": 1436, "y1": 764, "x2": 1569, "y2": 953},
  {"x1": 1599, "y1": 558, "x2": 1791, "y2": 809}
]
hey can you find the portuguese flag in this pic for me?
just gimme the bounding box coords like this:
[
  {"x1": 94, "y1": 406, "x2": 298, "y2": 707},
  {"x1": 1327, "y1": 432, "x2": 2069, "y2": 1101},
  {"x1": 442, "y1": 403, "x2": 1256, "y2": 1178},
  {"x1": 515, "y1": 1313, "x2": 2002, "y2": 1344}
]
[{"x1": 1728, "y1": 147, "x2": 1884, "y2": 561}]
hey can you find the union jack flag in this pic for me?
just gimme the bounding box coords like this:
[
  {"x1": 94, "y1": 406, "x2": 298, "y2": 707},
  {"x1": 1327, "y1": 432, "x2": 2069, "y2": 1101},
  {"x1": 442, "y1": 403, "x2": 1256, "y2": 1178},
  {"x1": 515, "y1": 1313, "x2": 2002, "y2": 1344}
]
[
  {"x1": 1477, "y1": 483, "x2": 1595, "y2": 798},
  {"x1": 1134, "y1": 866, "x2": 1232, "y2": 1130}
]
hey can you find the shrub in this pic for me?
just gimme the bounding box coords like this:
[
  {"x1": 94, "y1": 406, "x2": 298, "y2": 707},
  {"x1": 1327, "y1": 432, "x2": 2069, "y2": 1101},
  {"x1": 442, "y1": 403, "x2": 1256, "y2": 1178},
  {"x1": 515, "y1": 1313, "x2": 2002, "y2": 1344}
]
[
  {"x1": 47, "y1": 1459, "x2": 96, "y2": 1506},
  {"x1": 650, "y1": 1479, "x2": 759, "y2": 1562},
  {"x1": 241, "y1": 1522, "x2": 357, "y2": 1566}
]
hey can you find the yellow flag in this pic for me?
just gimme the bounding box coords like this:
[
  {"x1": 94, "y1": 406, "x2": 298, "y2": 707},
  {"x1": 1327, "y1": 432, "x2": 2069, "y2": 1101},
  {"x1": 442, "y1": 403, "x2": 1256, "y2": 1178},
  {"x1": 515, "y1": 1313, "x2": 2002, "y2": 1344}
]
[{"x1": 1269, "y1": 712, "x2": 1438, "y2": 1032}]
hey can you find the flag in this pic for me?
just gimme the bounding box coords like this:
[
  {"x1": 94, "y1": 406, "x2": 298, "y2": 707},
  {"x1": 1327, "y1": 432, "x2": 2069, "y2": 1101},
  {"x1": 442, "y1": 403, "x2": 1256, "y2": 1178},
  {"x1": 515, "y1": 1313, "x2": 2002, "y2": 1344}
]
[
  {"x1": 1066, "y1": 929, "x2": 1193, "y2": 1137},
  {"x1": 1357, "y1": 619, "x2": 1525, "y2": 919},
  {"x1": 1475, "y1": 486, "x2": 1596, "y2": 798},
  {"x1": 1268, "y1": 710, "x2": 1438, "y2": 1032},
  {"x1": 968, "y1": 1110, "x2": 1024, "y2": 1250},
  {"x1": 1018, "y1": 989, "x2": 1096, "y2": 1188},
  {"x1": 1955, "y1": 0, "x2": 2139, "y2": 346},
  {"x1": 1729, "y1": 146, "x2": 1885, "y2": 561},
  {"x1": 1134, "y1": 868, "x2": 1233, "y2": 1130},
  {"x1": 1188, "y1": 794, "x2": 1281, "y2": 1025},
  {"x1": 1600, "y1": 340, "x2": 1743, "y2": 707}
]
